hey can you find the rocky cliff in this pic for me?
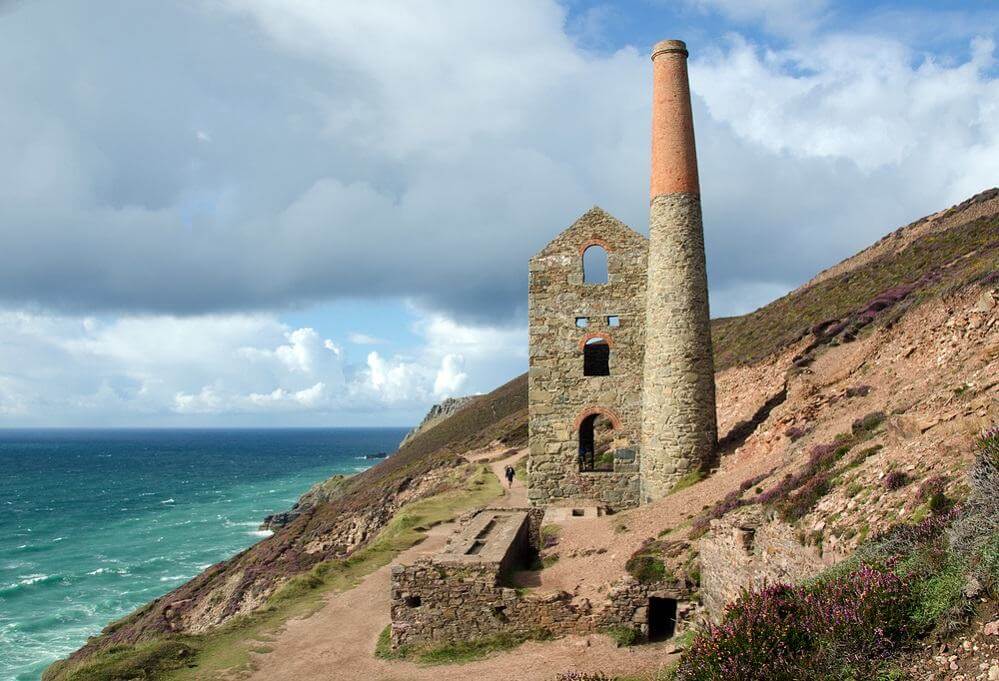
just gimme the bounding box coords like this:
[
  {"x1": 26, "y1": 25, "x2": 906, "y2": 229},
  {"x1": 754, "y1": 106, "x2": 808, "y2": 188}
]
[{"x1": 398, "y1": 395, "x2": 476, "y2": 449}]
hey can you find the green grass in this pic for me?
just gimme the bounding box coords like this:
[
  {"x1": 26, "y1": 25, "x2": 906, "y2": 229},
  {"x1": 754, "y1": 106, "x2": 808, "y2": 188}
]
[
  {"x1": 540, "y1": 523, "x2": 561, "y2": 547},
  {"x1": 514, "y1": 455, "x2": 527, "y2": 482},
  {"x1": 46, "y1": 464, "x2": 502, "y2": 681},
  {"x1": 602, "y1": 625, "x2": 639, "y2": 647},
  {"x1": 400, "y1": 629, "x2": 552, "y2": 665},
  {"x1": 669, "y1": 469, "x2": 706, "y2": 495},
  {"x1": 625, "y1": 540, "x2": 672, "y2": 584}
]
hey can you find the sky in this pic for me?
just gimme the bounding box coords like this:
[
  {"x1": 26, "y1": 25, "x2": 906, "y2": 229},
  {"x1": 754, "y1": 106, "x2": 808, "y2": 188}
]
[{"x1": 0, "y1": 0, "x2": 997, "y2": 427}]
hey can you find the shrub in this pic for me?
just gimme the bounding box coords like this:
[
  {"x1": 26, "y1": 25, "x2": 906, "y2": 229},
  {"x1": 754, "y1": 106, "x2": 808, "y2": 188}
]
[
  {"x1": 778, "y1": 472, "x2": 831, "y2": 522},
  {"x1": 689, "y1": 490, "x2": 746, "y2": 540},
  {"x1": 785, "y1": 426, "x2": 808, "y2": 441},
  {"x1": 846, "y1": 445, "x2": 882, "y2": 469},
  {"x1": 845, "y1": 385, "x2": 872, "y2": 398},
  {"x1": 755, "y1": 442, "x2": 849, "y2": 517},
  {"x1": 555, "y1": 672, "x2": 612, "y2": 681},
  {"x1": 916, "y1": 476, "x2": 949, "y2": 512},
  {"x1": 883, "y1": 471, "x2": 910, "y2": 491},
  {"x1": 905, "y1": 551, "x2": 967, "y2": 634},
  {"x1": 948, "y1": 427, "x2": 999, "y2": 591},
  {"x1": 602, "y1": 625, "x2": 639, "y2": 647},
  {"x1": 675, "y1": 565, "x2": 911, "y2": 681},
  {"x1": 852, "y1": 411, "x2": 886, "y2": 436},
  {"x1": 625, "y1": 540, "x2": 670, "y2": 584},
  {"x1": 540, "y1": 524, "x2": 561, "y2": 549}
]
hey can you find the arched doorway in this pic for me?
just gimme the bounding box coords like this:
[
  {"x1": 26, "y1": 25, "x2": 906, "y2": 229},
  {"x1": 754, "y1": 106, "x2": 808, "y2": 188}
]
[{"x1": 578, "y1": 410, "x2": 618, "y2": 472}]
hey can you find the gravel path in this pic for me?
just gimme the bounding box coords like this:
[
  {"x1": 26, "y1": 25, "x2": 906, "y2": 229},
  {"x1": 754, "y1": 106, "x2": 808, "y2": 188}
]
[{"x1": 247, "y1": 447, "x2": 679, "y2": 681}]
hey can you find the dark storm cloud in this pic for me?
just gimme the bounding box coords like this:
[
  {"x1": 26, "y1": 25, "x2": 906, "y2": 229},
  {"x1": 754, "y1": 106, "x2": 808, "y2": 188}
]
[{"x1": 1, "y1": 1, "x2": 996, "y2": 322}]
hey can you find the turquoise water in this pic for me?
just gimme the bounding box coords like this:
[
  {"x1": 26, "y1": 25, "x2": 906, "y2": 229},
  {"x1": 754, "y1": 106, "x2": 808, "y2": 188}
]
[{"x1": 0, "y1": 428, "x2": 407, "y2": 681}]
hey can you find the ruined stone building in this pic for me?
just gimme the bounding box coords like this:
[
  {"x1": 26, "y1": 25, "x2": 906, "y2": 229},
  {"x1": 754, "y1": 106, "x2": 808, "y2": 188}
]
[
  {"x1": 528, "y1": 39, "x2": 718, "y2": 509},
  {"x1": 390, "y1": 38, "x2": 713, "y2": 652}
]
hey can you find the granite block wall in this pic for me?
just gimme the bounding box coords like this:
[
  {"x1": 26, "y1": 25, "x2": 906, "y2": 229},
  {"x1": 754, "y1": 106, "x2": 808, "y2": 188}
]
[{"x1": 527, "y1": 207, "x2": 648, "y2": 509}]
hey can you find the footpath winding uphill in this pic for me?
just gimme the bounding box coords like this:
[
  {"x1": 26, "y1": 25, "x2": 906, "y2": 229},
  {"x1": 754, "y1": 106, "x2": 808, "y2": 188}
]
[{"x1": 247, "y1": 448, "x2": 679, "y2": 681}]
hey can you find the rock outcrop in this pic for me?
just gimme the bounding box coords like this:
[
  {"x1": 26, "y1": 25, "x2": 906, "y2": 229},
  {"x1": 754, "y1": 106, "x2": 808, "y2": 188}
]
[
  {"x1": 399, "y1": 395, "x2": 476, "y2": 448},
  {"x1": 259, "y1": 474, "x2": 349, "y2": 531}
]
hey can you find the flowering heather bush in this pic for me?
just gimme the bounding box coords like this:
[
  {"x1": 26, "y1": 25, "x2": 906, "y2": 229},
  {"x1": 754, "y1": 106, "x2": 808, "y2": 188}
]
[
  {"x1": 980, "y1": 270, "x2": 999, "y2": 286},
  {"x1": 784, "y1": 426, "x2": 808, "y2": 441},
  {"x1": 845, "y1": 384, "x2": 872, "y2": 398},
  {"x1": 675, "y1": 566, "x2": 911, "y2": 681},
  {"x1": 948, "y1": 426, "x2": 999, "y2": 583},
  {"x1": 778, "y1": 472, "x2": 832, "y2": 522},
  {"x1": 688, "y1": 490, "x2": 746, "y2": 540},
  {"x1": 739, "y1": 472, "x2": 771, "y2": 492},
  {"x1": 756, "y1": 442, "x2": 848, "y2": 507},
  {"x1": 883, "y1": 470, "x2": 910, "y2": 491}
]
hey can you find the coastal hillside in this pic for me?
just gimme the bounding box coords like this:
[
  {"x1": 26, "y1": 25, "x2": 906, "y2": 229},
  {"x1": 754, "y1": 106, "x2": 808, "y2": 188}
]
[{"x1": 47, "y1": 190, "x2": 998, "y2": 680}]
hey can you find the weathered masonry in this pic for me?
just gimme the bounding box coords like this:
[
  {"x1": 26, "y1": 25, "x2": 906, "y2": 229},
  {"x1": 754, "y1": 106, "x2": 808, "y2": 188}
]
[
  {"x1": 527, "y1": 38, "x2": 718, "y2": 510},
  {"x1": 390, "y1": 507, "x2": 699, "y2": 648},
  {"x1": 527, "y1": 209, "x2": 647, "y2": 509},
  {"x1": 640, "y1": 39, "x2": 718, "y2": 502}
]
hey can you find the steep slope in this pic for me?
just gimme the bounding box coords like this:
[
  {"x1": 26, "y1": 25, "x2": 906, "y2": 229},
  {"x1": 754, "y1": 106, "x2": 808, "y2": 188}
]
[{"x1": 47, "y1": 190, "x2": 997, "y2": 680}]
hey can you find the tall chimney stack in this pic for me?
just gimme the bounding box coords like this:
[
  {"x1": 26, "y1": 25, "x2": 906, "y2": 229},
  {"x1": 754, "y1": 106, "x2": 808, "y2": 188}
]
[{"x1": 640, "y1": 39, "x2": 718, "y2": 503}]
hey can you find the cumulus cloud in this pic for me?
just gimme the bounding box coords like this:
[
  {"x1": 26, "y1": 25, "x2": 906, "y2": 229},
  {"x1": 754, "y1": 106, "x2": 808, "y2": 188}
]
[
  {"x1": 348, "y1": 332, "x2": 387, "y2": 345},
  {"x1": 0, "y1": 306, "x2": 520, "y2": 426}
]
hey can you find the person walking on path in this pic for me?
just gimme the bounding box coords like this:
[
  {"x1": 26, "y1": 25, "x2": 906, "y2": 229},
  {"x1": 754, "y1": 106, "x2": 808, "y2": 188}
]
[{"x1": 504, "y1": 464, "x2": 515, "y2": 488}]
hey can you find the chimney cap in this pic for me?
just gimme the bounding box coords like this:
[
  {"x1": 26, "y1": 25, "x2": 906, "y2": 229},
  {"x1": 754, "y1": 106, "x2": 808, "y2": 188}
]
[{"x1": 651, "y1": 39, "x2": 688, "y2": 60}]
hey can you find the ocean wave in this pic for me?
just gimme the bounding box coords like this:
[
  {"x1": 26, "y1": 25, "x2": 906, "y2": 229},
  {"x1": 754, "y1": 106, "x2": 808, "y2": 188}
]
[
  {"x1": 248, "y1": 529, "x2": 273, "y2": 538},
  {"x1": 85, "y1": 567, "x2": 129, "y2": 577},
  {"x1": 0, "y1": 574, "x2": 59, "y2": 596},
  {"x1": 158, "y1": 574, "x2": 189, "y2": 582},
  {"x1": 160, "y1": 498, "x2": 175, "y2": 504}
]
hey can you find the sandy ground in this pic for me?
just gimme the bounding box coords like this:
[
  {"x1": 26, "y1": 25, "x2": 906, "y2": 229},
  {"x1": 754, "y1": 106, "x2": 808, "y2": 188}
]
[{"x1": 247, "y1": 448, "x2": 679, "y2": 681}]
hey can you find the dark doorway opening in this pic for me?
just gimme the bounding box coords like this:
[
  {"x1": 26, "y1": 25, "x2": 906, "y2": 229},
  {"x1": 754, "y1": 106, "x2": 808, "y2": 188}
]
[
  {"x1": 578, "y1": 412, "x2": 615, "y2": 472},
  {"x1": 648, "y1": 597, "x2": 677, "y2": 641},
  {"x1": 583, "y1": 339, "x2": 610, "y2": 376}
]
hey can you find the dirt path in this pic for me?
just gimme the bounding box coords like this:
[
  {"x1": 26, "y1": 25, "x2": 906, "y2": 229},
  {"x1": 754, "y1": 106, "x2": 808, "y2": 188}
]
[
  {"x1": 247, "y1": 446, "x2": 677, "y2": 681},
  {"x1": 466, "y1": 447, "x2": 528, "y2": 507}
]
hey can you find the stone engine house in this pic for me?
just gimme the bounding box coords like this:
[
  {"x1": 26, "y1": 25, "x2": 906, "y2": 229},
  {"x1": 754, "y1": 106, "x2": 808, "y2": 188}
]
[
  {"x1": 527, "y1": 209, "x2": 648, "y2": 508},
  {"x1": 389, "y1": 37, "x2": 715, "y2": 653},
  {"x1": 528, "y1": 38, "x2": 718, "y2": 510}
]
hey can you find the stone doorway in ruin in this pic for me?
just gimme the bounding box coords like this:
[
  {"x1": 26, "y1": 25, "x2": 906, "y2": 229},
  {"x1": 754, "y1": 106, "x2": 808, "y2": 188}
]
[
  {"x1": 578, "y1": 412, "x2": 616, "y2": 472},
  {"x1": 647, "y1": 597, "x2": 677, "y2": 641}
]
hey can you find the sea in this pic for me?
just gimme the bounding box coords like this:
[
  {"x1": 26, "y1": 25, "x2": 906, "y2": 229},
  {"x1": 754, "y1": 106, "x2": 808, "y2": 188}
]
[{"x1": 0, "y1": 427, "x2": 408, "y2": 681}]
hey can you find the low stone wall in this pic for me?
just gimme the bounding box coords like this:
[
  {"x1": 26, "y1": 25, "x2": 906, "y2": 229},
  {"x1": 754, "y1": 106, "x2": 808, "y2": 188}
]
[
  {"x1": 391, "y1": 562, "x2": 697, "y2": 648},
  {"x1": 390, "y1": 505, "x2": 700, "y2": 648},
  {"x1": 596, "y1": 581, "x2": 699, "y2": 640},
  {"x1": 390, "y1": 561, "x2": 595, "y2": 647},
  {"x1": 699, "y1": 507, "x2": 833, "y2": 618}
]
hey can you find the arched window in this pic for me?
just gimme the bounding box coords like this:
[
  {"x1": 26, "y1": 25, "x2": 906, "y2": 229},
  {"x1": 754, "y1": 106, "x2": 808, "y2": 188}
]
[
  {"x1": 583, "y1": 337, "x2": 610, "y2": 376},
  {"x1": 582, "y1": 244, "x2": 608, "y2": 284},
  {"x1": 579, "y1": 412, "x2": 616, "y2": 472}
]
